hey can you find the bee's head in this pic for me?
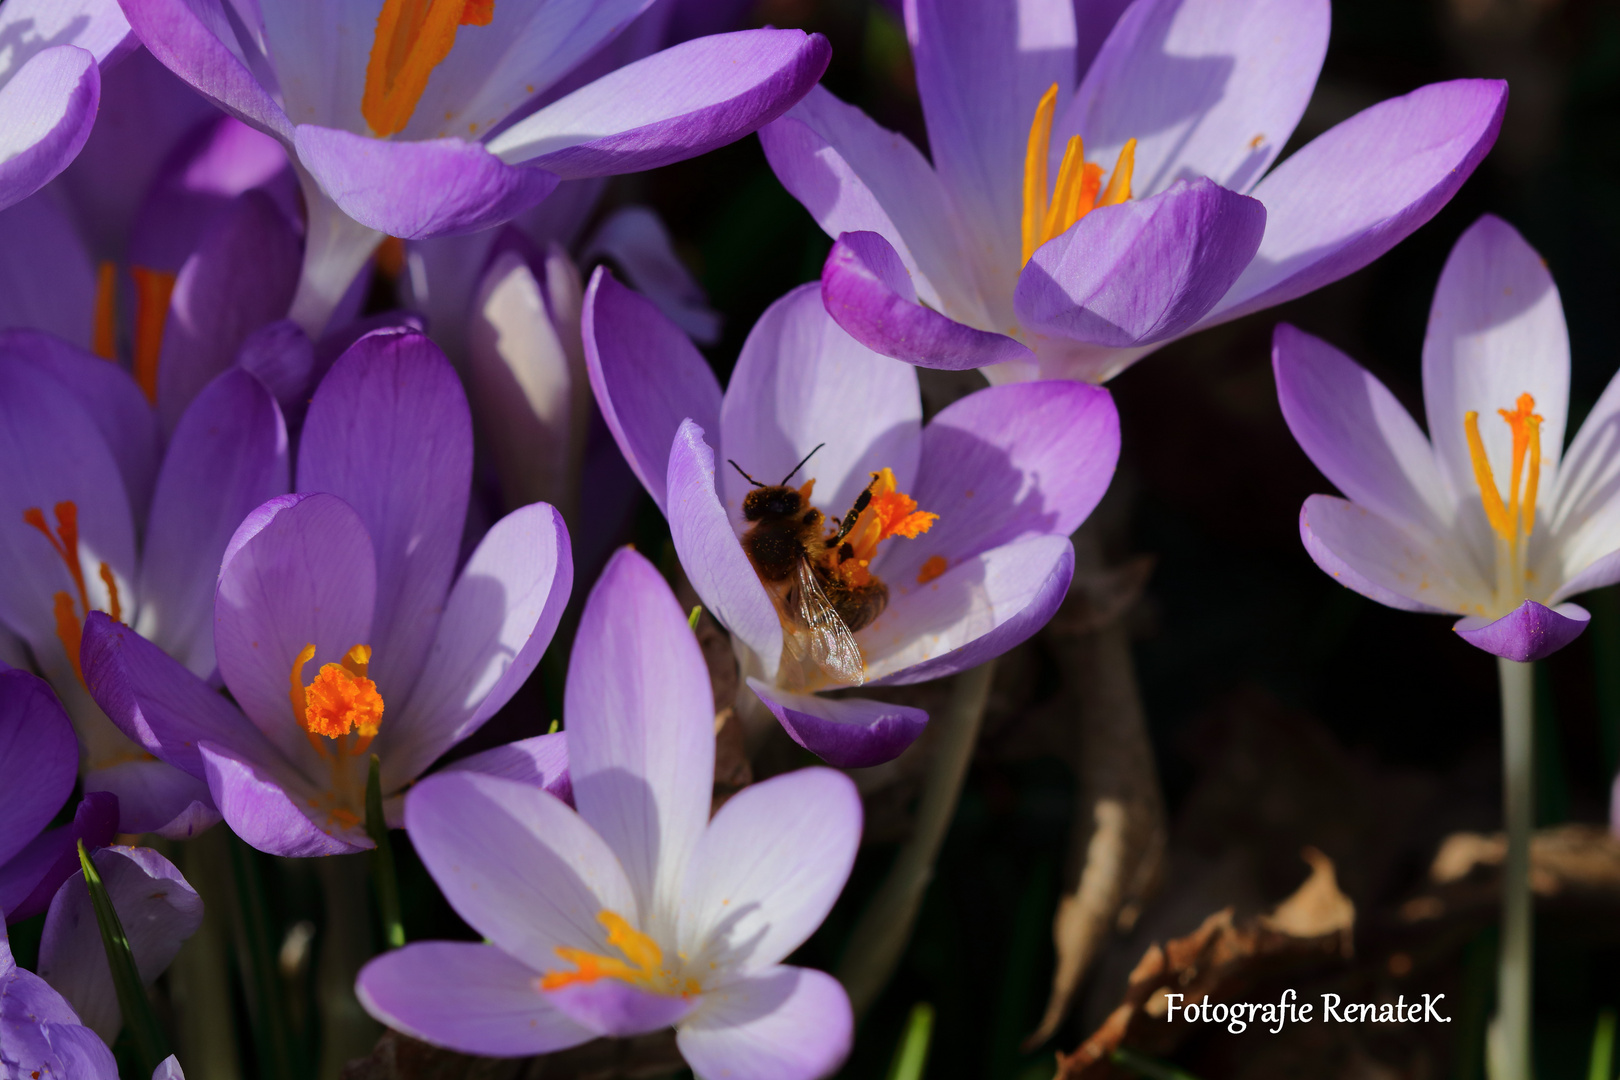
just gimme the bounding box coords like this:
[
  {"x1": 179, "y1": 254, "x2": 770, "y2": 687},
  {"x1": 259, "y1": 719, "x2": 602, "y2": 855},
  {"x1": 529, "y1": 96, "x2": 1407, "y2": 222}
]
[{"x1": 742, "y1": 485, "x2": 803, "y2": 522}]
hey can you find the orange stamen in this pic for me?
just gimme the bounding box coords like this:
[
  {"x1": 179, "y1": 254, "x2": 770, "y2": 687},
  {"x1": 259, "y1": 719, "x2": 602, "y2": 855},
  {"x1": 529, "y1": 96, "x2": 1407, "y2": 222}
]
[
  {"x1": 92, "y1": 261, "x2": 118, "y2": 360},
  {"x1": 24, "y1": 503, "x2": 90, "y2": 616},
  {"x1": 831, "y1": 468, "x2": 938, "y2": 589},
  {"x1": 131, "y1": 266, "x2": 176, "y2": 405},
  {"x1": 1020, "y1": 87, "x2": 1137, "y2": 265},
  {"x1": 539, "y1": 911, "x2": 698, "y2": 996},
  {"x1": 1020, "y1": 84, "x2": 1059, "y2": 265},
  {"x1": 98, "y1": 563, "x2": 121, "y2": 624},
  {"x1": 1465, "y1": 395, "x2": 1544, "y2": 545},
  {"x1": 374, "y1": 236, "x2": 406, "y2": 280},
  {"x1": 52, "y1": 592, "x2": 83, "y2": 682},
  {"x1": 363, "y1": 0, "x2": 494, "y2": 137}
]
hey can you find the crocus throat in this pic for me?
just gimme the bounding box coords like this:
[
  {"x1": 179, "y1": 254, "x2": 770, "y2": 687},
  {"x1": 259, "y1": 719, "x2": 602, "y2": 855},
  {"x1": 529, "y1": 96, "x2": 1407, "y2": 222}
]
[
  {"x1": 289, "y1": 643, "x2": 384, "y2": 829},
  {"x1": 821, "y1": 467, "x2": 937, "y2": 590},
  {"x1": 1021, "y1": 83, "x2": 1136, "y2": 265},
  {"x1": 540, "y1": 911, "x2": 701, "y2": 998},
  {"x1": 363, "y1": 0, "x2": 495, "y2": 138},
  {"x1": 1464, "y1": 393, "x2": 1543, "y2": 608},
  {"x1": 23, "y1": 501, "x2": 121, "y2": 683}
]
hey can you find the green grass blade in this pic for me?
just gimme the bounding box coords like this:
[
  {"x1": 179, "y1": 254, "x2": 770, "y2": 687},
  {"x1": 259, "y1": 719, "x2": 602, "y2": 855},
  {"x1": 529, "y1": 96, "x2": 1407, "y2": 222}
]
[
  {"x1": 77, "y1": 840, "x2": 170, "y2": 1076},
  {"x1": 366, "y1": 754, "x2": 406, "y2": 949},
  {"x1": 885, "y1": 1002, "x2": 936, "y2": 1080},
  {"x1": 1589, "y1": 1008, "x2": 1616, "y2": 1080}
]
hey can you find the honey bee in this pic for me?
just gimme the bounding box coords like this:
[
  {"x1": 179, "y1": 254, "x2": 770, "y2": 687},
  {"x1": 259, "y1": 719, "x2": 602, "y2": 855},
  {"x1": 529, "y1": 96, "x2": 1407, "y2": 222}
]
[{"x1": 730, "y1": 446, "x2": 889, "y2": 687}]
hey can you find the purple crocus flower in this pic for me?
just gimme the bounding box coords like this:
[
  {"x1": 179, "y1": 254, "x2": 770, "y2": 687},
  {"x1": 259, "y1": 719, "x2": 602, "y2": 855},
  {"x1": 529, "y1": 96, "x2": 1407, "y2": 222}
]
[
  {"x1": 120, "y1": 0, "x2": 832, "y2": 334},
  {"x1": 586, "y1": 273, "x2": 1118, "y2": 766},
  {"x1": 1274, "y1": 214, "x2": 1620, "y2": 663},
  {"x1": 761, "y1": 0, "x2": 1508, "y2": 383},
  {"x1": 359, "y1": 548, "x2": 860, "y2": 1080},
  {"x1": 82, "y1": 328, "x2": 573, "y2": 856}
]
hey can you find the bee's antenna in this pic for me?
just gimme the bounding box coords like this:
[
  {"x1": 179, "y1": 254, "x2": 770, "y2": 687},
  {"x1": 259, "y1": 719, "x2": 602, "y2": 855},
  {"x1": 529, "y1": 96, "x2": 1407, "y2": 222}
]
[
  {"x1": 728, "y1": 460, "x2": 766, "y2": 488},
  {"x1": 780, "y1": 443, "x2": 826, "y2": 486}
]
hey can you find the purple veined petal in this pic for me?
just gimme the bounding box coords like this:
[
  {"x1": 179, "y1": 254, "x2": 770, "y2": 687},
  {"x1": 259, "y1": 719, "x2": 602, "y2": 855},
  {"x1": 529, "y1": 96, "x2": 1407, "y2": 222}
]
[
  {"x1": 820, "y1": 232, "x2": 1036, "y2": 372},
  {"x1": 1073, "y1": 0, "x2": 1135, "y2": 79},
  {"x1": 214, "y1": 492, "x2": 377, "y2": 771},
  {"x1": 378, "y1": 503, "x2": 572, "y2": 793},
  {"x1": 155, "y1": 189, "x2": 302, "y2": 435},
  {"x1": 1421, "y1": 215, "x2": 1570, "y2": 510},
  {"x1": 443, "y1": 731, "x2": 573, "y2": 807},
  {"x1": 139, "y1": 369, "x2": 289, "y2": 676},
  {"x1": 297, "y1": 329, "x2": 471, "y2": 706},
  {"x1": 1453, "y1": 600, "x2": 1589, "y2": 663},
  {"x1": 745, "y1": 679, "x2": 927, "y2": 768},
  {"x1": 1204, "y1": 79, "x2": 1508, "y2": 326},
  {"x1": 405, "y1": 772, "x2": 639, "y2": 975},
  {"x1": 82, "y1": 759, "x2": 219, "y2": 839},
  {"x1": 38, "y1": 845, "x2": 202, "y2": 1043},
  {"x1": 236, "y1": 319, "x2": 317, "y2": 419},
  {"x1": 1550, "y1": 358, "x2": 1620, "y2": 561},
  {"x1": 544, "y1": 979, "x2": 699, "y2": 1037},
  {"x1": 1015, "y1": 177, "x2": 1266, "y2": 349},
  {"x1": 678, "y1": 768, "x2": 861, "y2": 973},
  {"x1": 581, "y1": 206, "x2": 720, "y2": 344},
  {"x1": 0, "y1": 669, "x2": 78, "y2": 868},
  {"x1": 1551, "y1": 544, "x2": 1620, "y2": 606},
  {"x1": 907, "y1": 0, "x2": 1077, "y2": 297},
  {"x1": 198, "y1": 739, "x2": 370, "y2": 857},
  {"x1": 358, "y1": 942, "x2": 593, "y2": 1058},
  {"x1": 0, "y1": 791, "x2": 118, "y2": 923},
  {"x1": 0, "y1": 0, "x2": 134, "y2": 69},
  {"x1": 0, "y1": 330, "x2": 160, "y2": 529},
  {"x1": 0, "y1": 920, "x2": 120, "y2": 1080},
  {"x1": 1273, "y1": 324, "x2": 1455, "y2": 534},
  {"x1": 757, "y1": 86, "x2": 982, "y2": 318},
  {"x1": 667, "y1": 420, "x2": 783, "y2": 678},
  {"x1": 1299, "y1": 494, "x2": 1478, "y2": 615},
  {"x1": 676, "y1": 966, "x2": 853, "y2": 1080},
  {"x1": 487, "y1": 31, "x2": 830, "y2": 180},
  {"x1": 117, "y1": 0, "x2": 294, "y2": 141},
  {"x1": 566, "y1": 548, "x2": 713, "y2": 923},
  {"x1": 293, "y1": 125, "x2": 561, "y2": 240},
  {"x1": 865, "y1": 534, "x2": 1075, "y2": 685},
  {"x1": 0, "y1": 46, "x2": 100, "y2": 212},
  {"x1": 0, "y1": 192, "x2": 97, "y2": 347},
  {"x1": 1057, "y1": 0, "x2": 1328, "y2": 198},
  {"x1": 722, "y1": 282, "x2": 923, "y2": 518},
  {"x1": 583, "y1": 267, "x2": 722, "y2": 512}
]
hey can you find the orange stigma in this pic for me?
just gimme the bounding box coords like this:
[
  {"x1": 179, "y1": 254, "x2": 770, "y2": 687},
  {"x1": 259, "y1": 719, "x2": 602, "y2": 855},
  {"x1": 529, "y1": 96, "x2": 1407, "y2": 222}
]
[
  {"x1": 24, "y1": 501, "x2": 121, "y2": 682},
  {"x1": 130, "y1": 267, "x2": 176, "y2": 404},
  {"x1": 540, "y1": 911, "x2": 700, "y2": 997},
  {"x1": 363, "y1": 0, "x2": 495, "y2": 137},
  {"x1": 1021, "y1": 83, "x2": 1135, "y2": 264},
  {"x1": 293, "y1": 644, "x2": 384, "y2": 745},
  {"x1": 1464, "y1": 393, "x2": 1542, "y2": 546},
  {"x1": 92, "y1": 261, "x2": 118, "y2": 360},
  {"x1": 826, "y1": 468, "x2": 937, "y2": 588}
]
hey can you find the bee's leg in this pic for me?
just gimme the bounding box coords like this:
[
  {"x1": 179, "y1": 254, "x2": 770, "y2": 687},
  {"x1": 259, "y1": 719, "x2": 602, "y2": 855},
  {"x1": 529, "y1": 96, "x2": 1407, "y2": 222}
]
[{"x1": 828, "y1": 488, "x2": 874, "y2": 548}]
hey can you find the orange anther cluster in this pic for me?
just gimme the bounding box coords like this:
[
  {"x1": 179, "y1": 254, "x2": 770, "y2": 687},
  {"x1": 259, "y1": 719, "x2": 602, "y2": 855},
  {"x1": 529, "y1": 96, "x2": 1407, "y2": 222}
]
[
  {"x1": 1021, "y1": 83, "x2": 1136, "y2": 265},
  {"x1": 826, "y1": 468, "x2": 937, "y2": 589},
  {"x1": 24, "y1": 501, "x2": 121, "y2": 682},
  {"x1": 540, "y1": 911, "x2": 699, "y2": 997},
  {"x1": 363, "y1": 0, "x2": 495, "y2": 137},
  {"x1": 301, "y1": 646, "x2": 385, "y2": 740}
]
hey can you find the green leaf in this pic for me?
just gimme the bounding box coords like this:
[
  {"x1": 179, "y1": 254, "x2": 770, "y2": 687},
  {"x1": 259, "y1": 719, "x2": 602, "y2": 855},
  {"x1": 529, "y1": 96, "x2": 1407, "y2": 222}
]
[
  {"x1": 689, "y1": 605, "x2": 703, "y2": 630},
  {"x1": 1589, "y1": 1007, "x2": 1616, "y2": 1080},
  {"x1": 77, "y1": 840, "x2": 170, "y2": 1076},
  {"x1": 885, "y1": 1003, "x2": 935, "y2": 1080},
  {"x1": 366, "y1": 754, "x2": 406, "y2": 950}
]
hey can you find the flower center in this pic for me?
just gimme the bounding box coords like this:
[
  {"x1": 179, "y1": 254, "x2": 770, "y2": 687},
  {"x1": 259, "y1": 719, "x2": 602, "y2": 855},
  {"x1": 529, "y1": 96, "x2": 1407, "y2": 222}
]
[
  {"x1": 23, "y1": 501, "x2": 122, "y2": 683},
  {"x1": 1021, "y1": 83, "x2": 1136, "y2": 265},
  {"x1": 362, "y1": 0, "x2": 495, "y2": 138},
  {"x1": 540, "y1": 911, "x2": 701, "y2": 998},
  {"x1": 818, "y1": 467, "x2": 938, "y2": 591},
  {"x1": 92, "y1": 261, "x2": 177, "y2": 405},
  {"x1": 1464, "y1": 392, "x2": 1543, "y2": 607},
  {"x1": 289, "y1": 643, "x2": 385, "y2": 828}
]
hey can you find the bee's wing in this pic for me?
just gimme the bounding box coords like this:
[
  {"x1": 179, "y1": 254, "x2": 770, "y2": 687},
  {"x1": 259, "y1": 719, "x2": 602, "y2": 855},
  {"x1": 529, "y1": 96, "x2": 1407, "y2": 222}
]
[{"x1": 787, "y1": 557, "x2": 867, "y2": 687}]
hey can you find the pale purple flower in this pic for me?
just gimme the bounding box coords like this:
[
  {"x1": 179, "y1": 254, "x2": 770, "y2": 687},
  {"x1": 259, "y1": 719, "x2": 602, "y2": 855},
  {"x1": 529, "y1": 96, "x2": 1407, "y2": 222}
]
[
  {"x1": 586, "y1": 273, "x2": 1118, "y2": 766},
  {"x1": 82, "y1": 328, "x2": 573, "y2": 856},
  {"x1": 359, "y1": 548, "x2": 860, "y2": 1080},
  {"x1": 0, "y1": 918, "x2": 119, "y2": 1080},
  {"x1": 119, "y1": 0, "x2": 831, "y2": 334},
  {"x1": 1274, "y1": 214, "x2": 1620, "y2": 662},
  {"x1": 761, "y1": 0, "x2": 1507, "y2": 383}
]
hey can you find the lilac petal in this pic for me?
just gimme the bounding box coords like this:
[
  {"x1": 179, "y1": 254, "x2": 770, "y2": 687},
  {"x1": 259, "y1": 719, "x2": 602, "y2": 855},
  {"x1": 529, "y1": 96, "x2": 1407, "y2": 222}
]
[
  {"x1": 0, "y1": 0, "x2": 134, "y2": 68},
  {"x1": 1058, "y1": 0, "x2": 1328, "y2": 197},
  {"x1": 39, "y1": 845, "x2": 202, "y2": 1042},
  {"x1": 721, "y1": 281, "x2": 923, "y2": 516},
  {"x1": 583, "y1": 267, "x2": 722, "y2": 512},
  {"x1": 236, "y1": 319, "x2": 316, "y2": 418},
  {"x1": 83, "y1": 759, "x2": 218, "y2": 839},
  {"x1": 358, "y1": 942, "x2": 592, "y2": 1057},
  {"x1": 0, "y1": 792, "x2": 118, "y2": 923},
  {"x1": 746, "y1": 679, "x2": 927, "y2": 769},
  {"x1": 0, "y1": 923, "x2": 119, "y2": 1080},
  {"x1": 380, "y1": 503, "x2": 572, "y2": 792},
  {"x1": 1016, "y1": 178, "x2": 1266, "y2": 348},
  {"x1": 153, "y1": 1056, "x2": 184, "y2": 1079},
  {"x1": 444, "y1": 731, "x2": 573, "y2": 806},
  {"x1": 676, "y1": 966, "x2": 853, "y2": 1080},
  {"x1": 198, "y1": 740, "x2": 368, "y2": 857},
  {"x1": 1207, "y1": 80, "x2": 1508, "y2": 325},
  {"x1": 0, "y1": 193, "x2": 97, "y2": 347},
  {"x1": 1421, "y1": 215, "x2": 1569, "y2": 509},
  {"x1": 1299, "y1": 495, "x2": 1474, "y2": 614},
  {"x1": 297, "y1": 330, "x2": 470, "y2": 705},
  {"x1": 820, "y1": 232, "x2": 1035, "y2": 371},
  {"x1": 565, "y1": 548, "x2": 713, "y2": 919},
  {"x1": 0, "y1": 670, "x2": 77, "y2": 868},
  {"x1": 0, "y1": 47, "x2": 100, "y2": 212},
  {"x1": 581, "y1": 206, "x2": 720, "y2": 343},
  {"x1": 1273, "y1": 324, "x2": 1453, "y2": 534},
  {"x1": 405, "y1": 772, "x2": 639, "y2": 974},
  {"x1": 487, "y1": 31, "x2": 830, "y2": 180},
  {"x1": 139, "y1": 369, "x2": 289, "y2": 675},
  {"x1": 544, "y1": 980, "x2": 698, "y2": 1037},
  {"x1": 155, "y1": 190, "x2": 302, "y2": 435},
  {"x1": 1453, "y1": 601, "x2": 1589, "y2": 663},
  {"x1": 1550, "y1": 367, "x2": 1620, "y2": 577},
  {"x1": 1552, "y1": 543, "x2": 1620, "y2": 606},
  {"x1": 214, "y1": 493, "x2": 377, "y2": 769},
  {"x1": 679, "y1": 769, "x2": 861, "y2": 972},
  {"x1": 293, "y1": 125, "x2": 560, "y2": 240},
  {"x1": 117, "y1": 0, "x2": 293, "y2": 140},
  {"x1": 666, "y1": 420, "x2": 783, "y2": 677}
]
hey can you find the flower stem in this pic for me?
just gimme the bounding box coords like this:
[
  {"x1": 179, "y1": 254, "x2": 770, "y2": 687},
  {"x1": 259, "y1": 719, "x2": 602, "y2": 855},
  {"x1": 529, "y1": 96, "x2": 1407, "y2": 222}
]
[
  {"x1": 229, "y1": 836, "x2": 299, "y2": 1080},
  {"x1": 365, "y1": 755, "x2": 405, "y2": 950},
  {"x1": 1490, "y1": 657, "x2": 1535, "y2": 1080},
  {"x1": 837, "y1": 659, "x2": 996, "y2": 1019},
  {"x1": 316, "y1": 855, "x2": 381, "y2": 1078},
  {"x1": 171, "y1": 830, "x2": 243, "y2": 1080}
]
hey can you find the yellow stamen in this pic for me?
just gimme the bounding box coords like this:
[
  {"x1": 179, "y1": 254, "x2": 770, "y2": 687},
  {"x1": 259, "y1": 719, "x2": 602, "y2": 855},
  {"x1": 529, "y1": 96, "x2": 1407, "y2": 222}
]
[
  {"x1": 131, "y1": 266, "x2": 176, "y2": 405},
  {"x1": 1020, "y1": 84, "x2": 1059, "y2": 265},
  {"x1": 1098, "y1": 138, "x2": 1136, "y2": 207},
  {"x1": 363, "y1": 0, "x2": 495, "y2": 138},
  {"x1": 92, "y1": 261, "x2": 118, "y2": 360},
  {"x1": 1019, "y1": 87, "x2": 1138, "y2": 265},
  {"x1": 539, "y1": 911, "x2": 698, "y2": 996},
  {"x1": 1465, "y1": 395, "x2": 1544, "y2": 545}
]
